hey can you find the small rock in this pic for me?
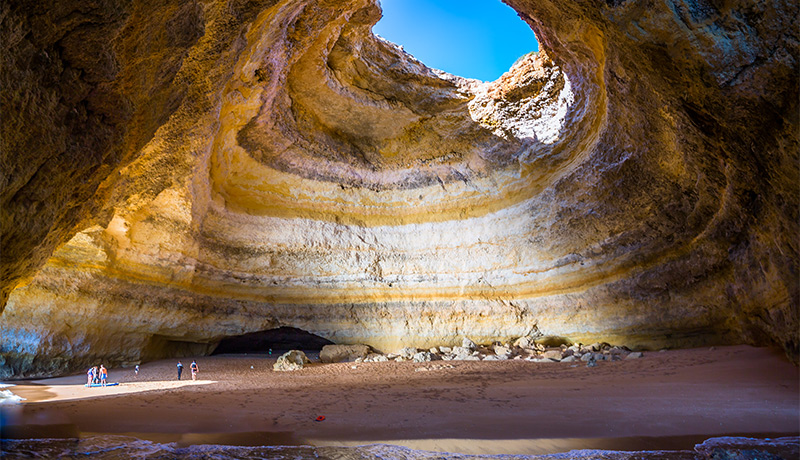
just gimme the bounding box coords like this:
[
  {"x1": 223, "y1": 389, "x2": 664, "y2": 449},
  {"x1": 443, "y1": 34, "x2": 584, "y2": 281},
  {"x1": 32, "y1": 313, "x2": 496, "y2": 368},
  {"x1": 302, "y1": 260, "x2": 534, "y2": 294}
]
[
  {"x1": 484, "y1": 354, "x2": 508, "y2": 361},
  {"x1": 364, "y1": 353, "x2": 388, "y2": 362},
  {"x1": 273, "y1": 350, "x2": 310, "y2": 371},
  {"x1": 412, "y1": 351, "x2": 433, "y2": 362},
  {"x1": 429, "y1": 347, "x2": 439, "y2": 354},
  {"x1": 453, "y1": 353, "x2": 480, "y2": 361},
  {"x1": 561, "y1": 355, "x2": 578, "y2": 362},
  {"x1": 461, "y1": 337, "x2": 477, "y2": 351},
  {"x1": 439, "y1": 346, "x2": 452, "y2": 353},
  {"x1": 626, "y1": 352, "x2": 643, "y2": 359},
  {"x1": 320, "y1": 344, "x2": 371, "y2": 363},
  {"x1": 580, "y1": 353, "x2": 594, "y2": 362},
  {"x1": 586, "y1": 354, "x2": 598, "y2": 367},
  {"x1": 493, "y1": 345, "x2": 512, "y2": 356}
]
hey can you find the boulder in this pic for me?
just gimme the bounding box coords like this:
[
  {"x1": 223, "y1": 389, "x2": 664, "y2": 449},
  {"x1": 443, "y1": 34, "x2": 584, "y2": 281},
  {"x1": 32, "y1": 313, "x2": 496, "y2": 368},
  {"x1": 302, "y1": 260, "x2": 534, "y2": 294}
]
[
  {"x1": 273, "y1": 350, "x2": 309, "y2": 371},
  {"x1": 493, "y1": 345, "x2": 512, "y2": 357},
  {"x1": 320, "y1": 344, "x2": 371, "y2": 363},
  {"x1": 412, "y1": 351, "x2": 433, "y2": 362},
  {"x1": 451, "y1": 346, "x2": 473, "y2": 360},
  {"x1": 398, "y1": 347, "x2": 418, "y2": 360},
  {"x1": 513, "y1": 336, "x2": 536, "y2": 349},
  {"x1": 461, "y1": 338, "x2": 477, "y2": 351},
  {"x1": 626, "y1": 352, "x2": 643, "y2": 359},
  {"x1": 542, "y1": 349, "x2": 563, "y2": 361}
]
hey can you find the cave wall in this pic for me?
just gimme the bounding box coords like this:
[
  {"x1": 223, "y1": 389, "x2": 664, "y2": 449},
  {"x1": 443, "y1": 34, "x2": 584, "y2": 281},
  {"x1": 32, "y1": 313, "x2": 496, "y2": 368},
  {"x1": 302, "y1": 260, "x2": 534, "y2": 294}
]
[{"x1": 0, "y1": 0, "x2": 797, "y2": 378}]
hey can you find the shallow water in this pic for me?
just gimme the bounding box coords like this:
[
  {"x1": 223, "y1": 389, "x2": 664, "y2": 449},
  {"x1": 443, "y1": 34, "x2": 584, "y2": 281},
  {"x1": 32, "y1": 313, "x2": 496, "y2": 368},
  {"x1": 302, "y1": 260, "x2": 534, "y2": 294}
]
[
  {"x1": 0, "y1": 436, "x2": 698, "y2": 460},
  {"x1": 2, "y1": 436, "x2": 798, "y2": 460}
]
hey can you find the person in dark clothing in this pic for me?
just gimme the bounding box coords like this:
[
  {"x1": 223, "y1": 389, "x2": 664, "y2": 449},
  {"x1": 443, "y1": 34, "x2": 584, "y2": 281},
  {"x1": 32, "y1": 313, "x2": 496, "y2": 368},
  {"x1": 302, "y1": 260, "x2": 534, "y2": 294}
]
[{"x1": 177, "y1": 361, "x2": 183, "y2": 380}]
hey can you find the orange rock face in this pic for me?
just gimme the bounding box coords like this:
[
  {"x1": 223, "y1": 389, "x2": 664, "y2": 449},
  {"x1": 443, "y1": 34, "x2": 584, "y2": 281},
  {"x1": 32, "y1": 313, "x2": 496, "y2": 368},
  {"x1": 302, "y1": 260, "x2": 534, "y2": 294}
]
[{"x1": 0, "y1": 0, "x2": 797, "y2": 377}]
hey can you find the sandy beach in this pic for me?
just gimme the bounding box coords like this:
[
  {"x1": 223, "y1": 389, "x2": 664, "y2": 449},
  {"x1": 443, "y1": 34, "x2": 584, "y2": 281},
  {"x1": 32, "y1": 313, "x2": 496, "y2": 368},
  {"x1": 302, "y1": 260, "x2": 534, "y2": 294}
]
[{"x1": 2, "y1": 345, "x2": 798, "y2": 455}]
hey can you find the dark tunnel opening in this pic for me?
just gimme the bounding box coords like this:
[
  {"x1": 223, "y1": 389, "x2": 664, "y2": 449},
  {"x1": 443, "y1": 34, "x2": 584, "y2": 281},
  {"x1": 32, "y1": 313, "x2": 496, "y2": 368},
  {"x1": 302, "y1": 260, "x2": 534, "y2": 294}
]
[{"x1": 211, "y1": 327, "x2": 335, "y2": 355}]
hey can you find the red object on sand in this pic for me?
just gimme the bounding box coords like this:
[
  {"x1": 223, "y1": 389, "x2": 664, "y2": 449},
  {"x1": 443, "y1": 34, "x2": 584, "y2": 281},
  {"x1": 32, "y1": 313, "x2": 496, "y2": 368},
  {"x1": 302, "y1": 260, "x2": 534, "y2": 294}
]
[{"x1": 315, "y1": 415, "x2": 326, "y2": 422}]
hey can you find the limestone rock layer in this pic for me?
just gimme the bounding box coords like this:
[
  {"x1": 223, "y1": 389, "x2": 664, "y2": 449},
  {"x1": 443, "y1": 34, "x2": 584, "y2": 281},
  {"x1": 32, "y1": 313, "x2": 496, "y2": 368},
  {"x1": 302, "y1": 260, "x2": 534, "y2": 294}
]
[{"x1": 1, "y1": 0, "x2": 797, "y2": 377}]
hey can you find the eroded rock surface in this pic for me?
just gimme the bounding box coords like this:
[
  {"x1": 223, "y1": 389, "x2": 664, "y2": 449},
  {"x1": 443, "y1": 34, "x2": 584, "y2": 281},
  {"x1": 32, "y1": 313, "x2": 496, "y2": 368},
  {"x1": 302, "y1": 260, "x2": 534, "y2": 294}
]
[{"x1": 1, "y1": 0, "x2": 797, "y2": 377}]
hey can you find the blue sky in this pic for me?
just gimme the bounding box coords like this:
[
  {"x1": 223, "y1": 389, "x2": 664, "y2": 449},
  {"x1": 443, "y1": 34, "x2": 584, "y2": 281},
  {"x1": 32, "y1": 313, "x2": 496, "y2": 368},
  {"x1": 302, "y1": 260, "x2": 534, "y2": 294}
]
[{"x1": 373, "y1": 0, "x2": 539, "y2": 82}]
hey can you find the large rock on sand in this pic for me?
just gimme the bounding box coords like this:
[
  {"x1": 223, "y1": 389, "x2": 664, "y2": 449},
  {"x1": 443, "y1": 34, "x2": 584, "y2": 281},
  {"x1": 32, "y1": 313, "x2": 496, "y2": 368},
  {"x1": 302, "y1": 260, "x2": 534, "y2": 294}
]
[
  {"x1": 273, "y1": 350, "x2": 310, "y2": 371},
  {"x1": 320, "y1": 344, "x2": 371, "y2": 363}
]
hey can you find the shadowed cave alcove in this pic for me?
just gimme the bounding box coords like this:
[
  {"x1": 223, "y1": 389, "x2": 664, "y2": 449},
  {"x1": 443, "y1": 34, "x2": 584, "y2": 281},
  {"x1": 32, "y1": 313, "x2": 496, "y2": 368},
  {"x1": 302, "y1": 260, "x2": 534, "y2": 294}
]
[
  {"x1": 141, "y1": 335, "x2": 218, "y2": 361},
  {"x1": 211, "y1": 327, "x2": 335, "y2": 355}
]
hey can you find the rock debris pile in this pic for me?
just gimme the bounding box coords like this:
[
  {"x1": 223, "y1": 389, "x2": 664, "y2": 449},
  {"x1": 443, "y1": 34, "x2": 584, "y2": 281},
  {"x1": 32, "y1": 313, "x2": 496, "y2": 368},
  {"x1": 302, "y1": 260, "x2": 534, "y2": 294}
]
[{"x1": 321, "y1": 337, "x2": 646, "y2": 365}]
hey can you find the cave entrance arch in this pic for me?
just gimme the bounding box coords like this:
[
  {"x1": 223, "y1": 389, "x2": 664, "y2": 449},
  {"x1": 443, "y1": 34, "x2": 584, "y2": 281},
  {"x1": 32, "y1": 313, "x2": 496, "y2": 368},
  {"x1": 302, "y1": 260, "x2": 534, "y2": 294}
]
[
  {"x1": 211, "y1": 327, "x2": 334, "y2": 356},
  {"x1": 373, "y1": 0, "x2": 539, "y2": 81}
]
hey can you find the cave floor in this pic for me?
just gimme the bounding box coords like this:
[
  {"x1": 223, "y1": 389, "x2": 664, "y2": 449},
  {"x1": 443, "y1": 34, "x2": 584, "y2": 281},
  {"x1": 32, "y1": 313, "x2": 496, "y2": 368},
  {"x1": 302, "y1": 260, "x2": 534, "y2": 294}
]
[{"x1": 2, "y1": 345, "x2": 798, "y2": 455}]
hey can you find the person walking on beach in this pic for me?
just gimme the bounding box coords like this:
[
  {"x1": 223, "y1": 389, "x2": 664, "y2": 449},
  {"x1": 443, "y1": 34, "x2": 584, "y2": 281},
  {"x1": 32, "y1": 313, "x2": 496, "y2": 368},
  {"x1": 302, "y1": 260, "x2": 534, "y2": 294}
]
[
  {"x1": 92, "y1": 366, "x2": 100, "y2": 384},
  {"x1": 177, "y1": 361, "x2": 183, "y2": 380},
  {"x1": 190, "y1": 360, "x2": 198, "y2": 381},
  {"x1": 99, "y1": 365, "x2": 108, "y2": 387},
  {"x1": 87, "y1": 366, "x2": 96, "y2": 386},
  {"x1": 135, "y1": 364, "x2": 139, "y2": 376}
]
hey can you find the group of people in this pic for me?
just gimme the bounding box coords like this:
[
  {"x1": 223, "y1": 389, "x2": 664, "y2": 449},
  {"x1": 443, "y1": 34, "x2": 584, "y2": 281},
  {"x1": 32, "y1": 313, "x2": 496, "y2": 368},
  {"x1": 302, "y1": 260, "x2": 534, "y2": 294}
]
[
  {"x1": 86, "y1": 364, "x2": 109, "y2": 386},
  {"x1": 86, "y1": 360, "x2": 199, "y2": 386},
  {"x1": 176, "y1": 360, "x2": 199, "y2": 380}
]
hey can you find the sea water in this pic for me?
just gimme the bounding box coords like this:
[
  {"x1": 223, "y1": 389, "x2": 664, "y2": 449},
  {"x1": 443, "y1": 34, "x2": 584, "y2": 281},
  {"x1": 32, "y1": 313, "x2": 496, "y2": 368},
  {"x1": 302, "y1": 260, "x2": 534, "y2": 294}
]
[
  {"x1": 0, "y1": 384, "x2": 25, "y2": 405},
  {"x1": 0, "y1": 436, "x2": 704, "y2": 460}
]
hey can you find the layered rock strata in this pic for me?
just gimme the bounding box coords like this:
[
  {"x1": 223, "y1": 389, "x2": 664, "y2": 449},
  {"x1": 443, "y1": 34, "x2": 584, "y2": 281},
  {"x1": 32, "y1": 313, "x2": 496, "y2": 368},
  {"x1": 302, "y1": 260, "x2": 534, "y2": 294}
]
[{"x1": 1, "y1": 0, "x2": 797, "y2": 377}]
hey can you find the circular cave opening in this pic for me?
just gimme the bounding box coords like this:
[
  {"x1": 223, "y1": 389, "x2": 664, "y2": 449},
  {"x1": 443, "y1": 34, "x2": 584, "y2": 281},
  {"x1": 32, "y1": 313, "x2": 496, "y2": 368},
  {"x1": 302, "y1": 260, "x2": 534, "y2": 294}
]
[
  {"x1": 211, "y1": 327, "x2": 334, "y2": 356},
  {"x1": 373, "y1": 0, "x2": 539, "y2": 82}
]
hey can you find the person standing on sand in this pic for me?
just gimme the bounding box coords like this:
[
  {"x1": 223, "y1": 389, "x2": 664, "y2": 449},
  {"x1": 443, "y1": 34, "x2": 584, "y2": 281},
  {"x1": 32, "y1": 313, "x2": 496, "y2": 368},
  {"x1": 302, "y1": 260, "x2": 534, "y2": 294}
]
[
  {"x1": 190, "y1": 360, "x2": 198, "y2": 381},
  {"x1": 99, "y1": 365, "x2": 108, "y2": 387},
  {"x1": 87, "y1": 366, "x2": 95, "y2": 386},
  {"x1": 177, "y1": 361, "x2": 183, "y2": 380},
  {"x1": 93, "y1": 366, "x2": 100, "y2": 384},
  {"x1": 135, "y1": 364, "x2": 139, "y2": 376}
]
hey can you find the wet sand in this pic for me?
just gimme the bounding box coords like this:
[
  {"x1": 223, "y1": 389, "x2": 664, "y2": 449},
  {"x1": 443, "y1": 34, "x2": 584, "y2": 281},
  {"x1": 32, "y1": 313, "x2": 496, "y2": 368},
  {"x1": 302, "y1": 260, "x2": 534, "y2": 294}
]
[{"x1": 2, "y1": 345, "x2": 798, "y2": 455}]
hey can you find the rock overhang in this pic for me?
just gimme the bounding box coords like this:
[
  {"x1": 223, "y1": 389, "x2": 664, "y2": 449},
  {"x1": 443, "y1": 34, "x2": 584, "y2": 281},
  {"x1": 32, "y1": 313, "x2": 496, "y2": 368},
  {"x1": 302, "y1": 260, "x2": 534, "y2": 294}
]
[{"x1": 0, "y1": 0, "x2": 797, "y2": 378}]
